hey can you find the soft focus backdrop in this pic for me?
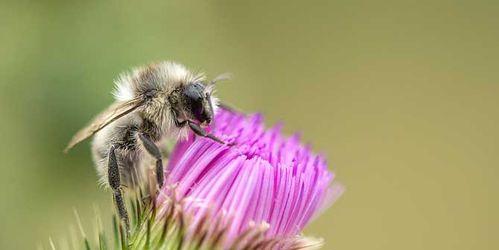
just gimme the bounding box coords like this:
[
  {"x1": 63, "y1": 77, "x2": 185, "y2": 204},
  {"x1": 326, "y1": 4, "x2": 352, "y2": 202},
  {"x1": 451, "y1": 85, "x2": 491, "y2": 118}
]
[{"x1": 1, "y1": 0, "x2": 498, "y2": 249}]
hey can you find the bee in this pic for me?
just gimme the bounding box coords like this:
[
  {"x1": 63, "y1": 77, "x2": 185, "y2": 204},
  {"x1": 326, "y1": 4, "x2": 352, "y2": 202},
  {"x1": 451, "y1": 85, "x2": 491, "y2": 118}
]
[{"x1": 65, "y1": 61, "x2": 230, "y2": 231}]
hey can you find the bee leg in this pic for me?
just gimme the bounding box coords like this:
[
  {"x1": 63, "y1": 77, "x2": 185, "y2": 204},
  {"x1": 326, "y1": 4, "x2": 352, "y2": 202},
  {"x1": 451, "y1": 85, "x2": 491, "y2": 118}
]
[
  {"x1": 138, "y1": 134, "x2": 164, "y2": 188},
  {"x1": 188, "y1": 121, "x2": 227, "y2": 145},
  {"x1": 108, "y1": 145, "x2": 130, "y2": 234}
]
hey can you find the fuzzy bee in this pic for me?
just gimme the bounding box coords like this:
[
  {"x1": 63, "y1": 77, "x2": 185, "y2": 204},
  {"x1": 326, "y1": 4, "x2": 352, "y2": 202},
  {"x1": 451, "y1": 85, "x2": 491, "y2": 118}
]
[{"x1": 65, "y1": 61, "x2": 230, "y2": 231}]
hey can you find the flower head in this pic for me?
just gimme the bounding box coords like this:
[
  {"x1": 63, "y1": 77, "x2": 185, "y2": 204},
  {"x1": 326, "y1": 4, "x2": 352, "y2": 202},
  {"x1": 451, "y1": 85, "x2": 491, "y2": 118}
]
[{"x1": 159, "y1": 109, "x2": 343, "y2": 247}]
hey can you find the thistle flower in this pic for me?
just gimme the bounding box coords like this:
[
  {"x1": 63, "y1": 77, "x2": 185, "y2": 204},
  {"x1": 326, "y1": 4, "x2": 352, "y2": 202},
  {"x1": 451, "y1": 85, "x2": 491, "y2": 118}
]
[
  {"x1": 157, "y1": 109, "x2": 343, "y2": 249},
  {"x1": 64, "y1": 109, "x2": 342, "y2": 250}
]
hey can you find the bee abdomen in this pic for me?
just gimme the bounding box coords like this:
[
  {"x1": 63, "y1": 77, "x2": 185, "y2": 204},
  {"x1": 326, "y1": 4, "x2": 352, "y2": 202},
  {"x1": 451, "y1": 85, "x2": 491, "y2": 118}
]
[{"x1": 91, "y1": 114, "x2": 145, "y2": 187}]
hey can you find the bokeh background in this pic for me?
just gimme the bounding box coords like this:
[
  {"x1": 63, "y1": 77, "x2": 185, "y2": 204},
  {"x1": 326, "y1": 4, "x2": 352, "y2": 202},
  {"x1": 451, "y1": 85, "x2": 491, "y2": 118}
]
[{"x1": 1, "y1": 0, "x2": 498, "y2": 249}]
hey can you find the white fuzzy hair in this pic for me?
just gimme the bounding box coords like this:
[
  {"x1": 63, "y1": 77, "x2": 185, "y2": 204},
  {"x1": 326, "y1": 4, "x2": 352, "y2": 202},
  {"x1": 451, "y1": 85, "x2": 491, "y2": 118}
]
[{"x1": 112, "y1": 61, "x2": 199, "y2": 102}]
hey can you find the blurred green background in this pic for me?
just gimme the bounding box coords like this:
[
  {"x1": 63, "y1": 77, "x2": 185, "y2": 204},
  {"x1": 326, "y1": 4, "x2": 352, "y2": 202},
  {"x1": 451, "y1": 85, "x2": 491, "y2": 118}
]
[{"x1": 1, "y1": 0, "x2": 498, "y2": 249}]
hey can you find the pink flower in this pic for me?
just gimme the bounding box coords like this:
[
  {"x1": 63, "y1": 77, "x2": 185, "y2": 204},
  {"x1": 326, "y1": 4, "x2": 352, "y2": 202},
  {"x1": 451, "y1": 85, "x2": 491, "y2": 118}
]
[{"x1": 158, "y1": 109, "x2": 343, "y2": 247}]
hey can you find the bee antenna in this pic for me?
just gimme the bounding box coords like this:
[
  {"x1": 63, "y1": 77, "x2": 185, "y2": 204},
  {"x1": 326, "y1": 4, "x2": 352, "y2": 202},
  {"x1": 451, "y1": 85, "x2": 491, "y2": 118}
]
[{"x1": 209, "y1": 73, "x2": 232, "y2": 86}]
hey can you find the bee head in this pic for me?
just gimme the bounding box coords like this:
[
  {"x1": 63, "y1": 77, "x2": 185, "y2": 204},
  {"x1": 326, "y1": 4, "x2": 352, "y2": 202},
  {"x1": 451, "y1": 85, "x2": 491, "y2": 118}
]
[{"x1": 181, "y1": 82, "x2": 214, "y2": 126}]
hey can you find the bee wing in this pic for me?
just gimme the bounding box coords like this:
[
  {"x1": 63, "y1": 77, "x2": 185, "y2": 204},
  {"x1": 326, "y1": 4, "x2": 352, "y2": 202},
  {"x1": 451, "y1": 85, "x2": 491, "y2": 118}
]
[{"x1": 64, "y1": 98, "x2": 143, "y2": 152}]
